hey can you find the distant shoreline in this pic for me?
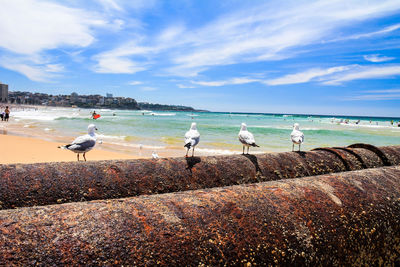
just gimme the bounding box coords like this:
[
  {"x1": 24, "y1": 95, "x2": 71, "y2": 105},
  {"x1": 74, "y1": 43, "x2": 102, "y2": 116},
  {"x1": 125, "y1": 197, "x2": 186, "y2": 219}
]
[{"x1": 2, "y1": 103, "x2": 399, "y2": 120}]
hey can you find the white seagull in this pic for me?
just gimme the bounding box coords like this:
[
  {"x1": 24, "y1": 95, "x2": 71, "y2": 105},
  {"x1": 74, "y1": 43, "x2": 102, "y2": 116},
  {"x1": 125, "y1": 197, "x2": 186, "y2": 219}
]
[
  {"x1": 59, "y1": 124, "x2": 98, "y2": 161},
  {"x1": 184, "y1": 122, "x2": 200, "y2": 157},
  {"x1": 291, "y1": 123, "x2": 304, "y2": 151},
  {"x1": 238, "y1": 123, "x2": 259, "y2": 154},
  {"x1": 152, "y1": 151, "x2": 160, "y2": 159}
]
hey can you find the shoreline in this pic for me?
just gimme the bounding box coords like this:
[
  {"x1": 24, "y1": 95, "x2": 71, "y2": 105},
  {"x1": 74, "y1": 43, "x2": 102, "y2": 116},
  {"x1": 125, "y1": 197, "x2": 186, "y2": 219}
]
[
  {"x1": 0, "y1": 134, "x2": 144, "y2": 164},
  {"x1": 1, "y1": 104, "x2": 399, "y2": 165},
  {"x1": 0, "y1": 104, "x2": 246, "y2": 163}
]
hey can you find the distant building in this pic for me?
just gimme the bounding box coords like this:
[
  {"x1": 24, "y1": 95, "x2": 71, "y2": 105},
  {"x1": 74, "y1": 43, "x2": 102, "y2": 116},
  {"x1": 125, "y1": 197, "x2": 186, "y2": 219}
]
[
  {"x1": 0, "y1": 83, "x2": 8, "y2": 102},
  {"x1": 106, "y1": 93, "x2": 113, "y2": 98},
  {"x1": 70, "y1": 92, "x2": 78, "y2": 103}
]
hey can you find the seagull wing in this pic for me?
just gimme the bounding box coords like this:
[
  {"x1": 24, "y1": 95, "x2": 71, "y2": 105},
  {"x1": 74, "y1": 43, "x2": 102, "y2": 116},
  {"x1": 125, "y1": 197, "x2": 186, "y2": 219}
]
[
  {"x1": 291, "y1": 130, "x2": 304, "y2": 143},
  {"x1": 239, "y1": 130, "x2": 256, "y2": 145},
  {"x1": 185, "y1": 130, "x2": 200, "y2": 147},
  {"x1": 67, "y1": 135, "x2": 96, "y2": 152}
]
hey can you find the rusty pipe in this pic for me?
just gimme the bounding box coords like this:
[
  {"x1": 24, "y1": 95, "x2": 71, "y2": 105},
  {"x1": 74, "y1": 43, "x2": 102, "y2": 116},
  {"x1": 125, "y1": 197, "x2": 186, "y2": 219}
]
[
  {"x1": 0, "y1": 166, "x2": 399, "y2": 265},
  {"x1": 1, "y1": 144, "x2": 400, "y2": 209}
]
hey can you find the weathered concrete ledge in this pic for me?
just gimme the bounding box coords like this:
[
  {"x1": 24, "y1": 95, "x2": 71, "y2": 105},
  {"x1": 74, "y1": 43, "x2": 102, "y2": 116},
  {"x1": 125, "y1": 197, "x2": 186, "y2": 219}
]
[
  {"x1": 0, "y1": 166, "x2": 399, "y2": 265},
  {"x1": 0, "y1": 144, "x2": 400, "y2": 209}
]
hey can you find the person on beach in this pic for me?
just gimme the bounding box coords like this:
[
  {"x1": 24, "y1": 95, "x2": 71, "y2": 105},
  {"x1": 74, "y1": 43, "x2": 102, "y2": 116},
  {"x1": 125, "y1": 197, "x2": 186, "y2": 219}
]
[
  {"x1": 91, "y1": 110, "x2": 97, "y2": 119},
  {"x1": 4, "y1": 106, "x2": 10, "y2": 122},
  {"x1": 0, "y1": 111, "x2": 3, "y2": 121}
]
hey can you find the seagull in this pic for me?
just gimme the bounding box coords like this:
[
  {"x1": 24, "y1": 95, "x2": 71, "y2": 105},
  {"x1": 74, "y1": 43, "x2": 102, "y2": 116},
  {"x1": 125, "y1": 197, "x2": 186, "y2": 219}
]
[
  {"x1": 184, "y1": 122, "x2": 200, "y2": 157},
  {"x1": 238, "y1": 123, "x2": 259, "y2": 154},
  {"x1": 58, "y1": 124, "x2": 98, "y2": 161},
  {"x1": 291, "y1": 123, "x2": 304, "y2": 151},
  {"x1": 152, "y1": 151, "x2": 160, "y2": 159}
]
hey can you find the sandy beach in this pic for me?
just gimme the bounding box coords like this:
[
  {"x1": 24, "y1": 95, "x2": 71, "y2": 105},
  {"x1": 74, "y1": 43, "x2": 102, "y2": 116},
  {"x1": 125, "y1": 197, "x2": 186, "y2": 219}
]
[{"x1": 0, "y1": 134, "x2": 142, "y2": 164}]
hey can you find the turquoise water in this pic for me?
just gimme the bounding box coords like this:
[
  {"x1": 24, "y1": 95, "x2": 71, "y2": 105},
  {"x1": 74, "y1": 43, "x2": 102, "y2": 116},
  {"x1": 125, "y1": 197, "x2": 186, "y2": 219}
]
[{"x1": 11, "y1": 107, "x2": 400, "y2": 154}]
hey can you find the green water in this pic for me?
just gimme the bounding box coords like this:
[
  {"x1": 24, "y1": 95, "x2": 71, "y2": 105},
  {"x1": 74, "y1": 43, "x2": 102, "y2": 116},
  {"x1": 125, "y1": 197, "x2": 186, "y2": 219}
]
[{"x1": 12, "y1": 108, "x2": 400, "y2": 153}]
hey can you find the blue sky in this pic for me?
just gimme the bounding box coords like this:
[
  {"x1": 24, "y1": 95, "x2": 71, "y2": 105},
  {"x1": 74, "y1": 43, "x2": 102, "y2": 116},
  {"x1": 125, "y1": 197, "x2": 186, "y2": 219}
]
[{"x1": 1, "y1": 0, "x2": 400, "y2": 116}]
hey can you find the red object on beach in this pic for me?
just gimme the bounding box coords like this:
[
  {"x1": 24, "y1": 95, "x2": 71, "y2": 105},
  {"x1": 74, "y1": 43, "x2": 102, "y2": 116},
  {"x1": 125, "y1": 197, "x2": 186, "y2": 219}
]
[{"x1": 93, "y1": 114, "x2": 101, "y2": 119}]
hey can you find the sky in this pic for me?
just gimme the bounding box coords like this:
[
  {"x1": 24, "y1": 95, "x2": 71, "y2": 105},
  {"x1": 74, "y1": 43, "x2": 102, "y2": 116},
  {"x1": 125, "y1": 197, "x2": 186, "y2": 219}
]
[{"x1": 0, "y1": 0, "x2": 400, "y2": 116}]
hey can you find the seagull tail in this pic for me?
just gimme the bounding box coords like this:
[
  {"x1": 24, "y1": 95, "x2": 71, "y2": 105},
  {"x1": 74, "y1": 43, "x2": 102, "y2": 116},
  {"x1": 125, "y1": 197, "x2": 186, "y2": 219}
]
[
  {"x1": 58, "y1": 144, "x2": 70, "y2": 149},
  {"x1": 251, "y1": 143, "x2": 260, "y2": 147},
  {"x1": 184, "y1": 143, "x2": 191, "y2": 149}
]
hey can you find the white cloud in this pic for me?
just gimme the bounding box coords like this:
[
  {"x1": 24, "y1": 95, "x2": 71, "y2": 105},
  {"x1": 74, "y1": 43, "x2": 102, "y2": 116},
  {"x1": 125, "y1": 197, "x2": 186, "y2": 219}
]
[
  {"x1": 363, "y1": 54, "x2": 395, "y2": 63},
  {"x1": 177, "y1": 84, "x2": 196, "y2": 89},
  {"x1": 324, "y1": 65, "x2": 400, "y2": 85},
  {"x1": 128, "y1": 81, "x2": 143, "y2": 85},
  {"x1": 0, "y1": 57, "x2": 61, "y2": 82},
  {"x1": 0, "y1": 0, "x2": 105, "y2": 55},
  {"x1": 98, "y1": 0, "x2": 123, "y2": 12},
  {"x1": 263, "y1": 64, "x2": 400, "y2": 86},
  {"x1": 157, "y1": 25, "x2": 186, "y2": 43},
  {"x1": 167, "y1": 0, "x2": 400, "y2": 75},
  {"x1": 45, "y1": 64, "x2": 65, "y2": 73},
  {"x1": 330, "y1": 23, "x2": 400, "y2": 42},
  {"x1": 191, "y1": 77, "x2": 259, "y2": 87},
  {"x1": 348, "y1": 88, "x2": 400, "y2": 100},
  {"x1": 93, "y1": 41, "x2": 154, "y2": 73},
  {"x1": 93, "y1": 56, "x2": 145, "y2": 74},
  {"x1": 0, "y1": 0, "x2": 108, "y2": 81},
  {"x1": 346, "y1": 92, "x2": 400, "y2": 101},
  {"x1": 91, "y1": 0, "x2": 400, "y2": 77},
  {"x1": 365, "y1": 89, "x2": 400, "y2": 93},
  {"x1": 264, "y1": 66, "x2": 350, "y2": 86}
]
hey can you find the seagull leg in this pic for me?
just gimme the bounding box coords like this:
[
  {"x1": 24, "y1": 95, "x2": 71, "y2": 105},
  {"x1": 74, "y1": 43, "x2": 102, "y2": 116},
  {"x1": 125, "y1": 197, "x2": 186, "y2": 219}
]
[
  {"x1": 185, "y1": 148, "x2": 189, "y2": 157},
  {"x1": 299, "y1": 144, "x2": 301, "y2": 152},
  {"x1": 292, "y1": 143, "x2": 294, "y2": 152},
  {"x1": 77, "y1": 154, "x2": 79, "y2": 161},
  {"x1": 83, "y1": 153, "x2": 87, "y2": 161},
  {"x1": 247, "y1": 146, "x2": 249, "y2": 154},
  {"x1": 192, "y1": 147, "x2": 195, "y2": 157},
  {"x1": 242, "y1": 146, "x2": 245, "y2": 155}
]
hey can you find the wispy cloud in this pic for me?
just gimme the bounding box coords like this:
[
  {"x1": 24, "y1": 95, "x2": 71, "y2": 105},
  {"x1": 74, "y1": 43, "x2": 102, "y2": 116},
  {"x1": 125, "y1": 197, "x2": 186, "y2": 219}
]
[
  {"x1": 177, "y1": 84, "x2": 196, "y2": 89},
  {"x1": 98, "y1": 0, "x2": 123, "y2": 12},
  {"x1": 364, "y1": 54, "x2": 395, "y2": 63},
  {"x1": 167, "y1": 1, "x2": 400, "y2": 75},
  {"x1": 346, "y1": 94, "x2": 400, "y2": 100},
  {"x1": 330, "y1": 23, "x2": 400, "y2": 42},
  {"x1": 128, "y1": 81, "x2": 143, "y2": 85},
  {"x1": 92, "y1": 1, "x2": 400, "y2": 76},
  {"x1": 0, "y1": 56, "x2": 62, "y2": 82},
  {"x1": 264, "y1": 66, "x2": 351, "y2": 85},
  {"x1": 324, "y1": 65, "x2": 400, "y2": 85},
  {"x1": 0, "y1": 0, "x2": 105, "y2": 55},
  {"x1": 191, "y1": 77, "x2": 259, "y2": 87},
  {"x1": 264, "y1": 64, "x2": 400, "y2": 86},
  {"x1": 0, "y1": 0, "x2": 107, "y2": 81},
  {"x1": 364, "y1": 89, "x2": 400, "y2": 93},
  {"x1": 92, "y1": 42, "x2": 150, "y2": 73},
  {"x1": 345, "y1": 88, "x2": 400, "y2": 101}
]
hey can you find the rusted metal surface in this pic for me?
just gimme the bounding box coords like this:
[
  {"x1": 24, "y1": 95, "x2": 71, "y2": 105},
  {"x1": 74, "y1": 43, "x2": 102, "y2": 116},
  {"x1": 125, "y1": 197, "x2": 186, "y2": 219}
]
[
  {"x1": 1, "y1": 144, "x2": 400, "y2": 209},
  {"x1": 378, "y1": 146, "x2": 400, "y2": 165},
  {"x1": 0, "y1": 166, "x2": 399, "y2": 265},
  {"x1": 312, "y1": 147, "x2": 359, "y2": 171},
  {"x1": 348, "y1": 143, "x2": 391, "y2": 166},
  {"x1": 333, "y1": 147, "x2": 368, "y2": 169},
  {"x1": 349, "y1": 144, "x2": 400, "y2": 166}
]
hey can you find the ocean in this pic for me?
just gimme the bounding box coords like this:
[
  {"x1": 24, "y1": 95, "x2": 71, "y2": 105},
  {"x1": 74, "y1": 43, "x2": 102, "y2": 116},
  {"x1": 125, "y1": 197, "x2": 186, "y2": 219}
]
[{"x1": 7, "y1": 107, "x2": 400, "y2": 155}]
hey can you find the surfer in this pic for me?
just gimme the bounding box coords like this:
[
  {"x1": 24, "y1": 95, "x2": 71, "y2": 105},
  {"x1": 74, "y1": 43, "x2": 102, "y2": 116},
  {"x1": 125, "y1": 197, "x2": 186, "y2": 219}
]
[{"x1": 91, "y1": 111, "x2": 100, "y2": 119}]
